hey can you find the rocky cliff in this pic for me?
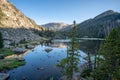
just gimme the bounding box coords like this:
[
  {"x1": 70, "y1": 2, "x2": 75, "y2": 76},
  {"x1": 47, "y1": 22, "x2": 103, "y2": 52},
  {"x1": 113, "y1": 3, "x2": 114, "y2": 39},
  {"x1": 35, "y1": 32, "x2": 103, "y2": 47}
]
[{"x1": 0, "y1": 0, "x2": 42, "y2": 47}]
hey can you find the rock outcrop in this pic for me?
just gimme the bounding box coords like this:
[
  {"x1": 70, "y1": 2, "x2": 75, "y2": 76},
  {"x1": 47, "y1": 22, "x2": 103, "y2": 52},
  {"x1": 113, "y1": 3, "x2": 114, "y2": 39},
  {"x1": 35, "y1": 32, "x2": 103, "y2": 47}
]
[
  {"x1": 0, "y1": 0, "x2": 43, "y2": 47},
  {"x1": 12, "y1": 47, "x2": 27, "y2": 54},
  {"x1": 0, "y1": 73, "x2": 9, "y2": 80},
  {"x1": 0, "y1": 0, "x2": 41, "y2": 30}
]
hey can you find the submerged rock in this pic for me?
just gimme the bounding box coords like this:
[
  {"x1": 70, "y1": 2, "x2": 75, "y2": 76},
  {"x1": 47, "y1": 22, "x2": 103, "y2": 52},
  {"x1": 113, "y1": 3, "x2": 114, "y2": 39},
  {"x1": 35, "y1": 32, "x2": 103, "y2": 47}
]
[
  {"x1": 40, "y1": 67, "x2": 44, "y2": 70},
  {"x1": 0, "y1": 73, "x2": 9, "y2": 80},
  {"x1": 22, "y1": 76, "x2": 27, "y2": 80},
  {"x1": 31, "y1": 49, "x2": 34, "y2": 52},
  {"x1": 37, "y1": 67, "x2": 44, "y2": 70},
  {"x1": 57, "y1": 60, "x2": 59, "y2": 62}
]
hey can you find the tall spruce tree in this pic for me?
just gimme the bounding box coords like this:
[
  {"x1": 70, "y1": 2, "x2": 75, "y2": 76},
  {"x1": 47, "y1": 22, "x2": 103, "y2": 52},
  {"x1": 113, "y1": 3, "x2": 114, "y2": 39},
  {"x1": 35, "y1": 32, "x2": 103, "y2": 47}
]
[
  {"x1": 93, "y1": 27, "x2": 120, "y2": 80},
  {"x1": 57, "y1": 21, "x2": 80, "y2": 80},
  {"x1": 0, "y1": 32, "x2": 3, "y2": 48}
]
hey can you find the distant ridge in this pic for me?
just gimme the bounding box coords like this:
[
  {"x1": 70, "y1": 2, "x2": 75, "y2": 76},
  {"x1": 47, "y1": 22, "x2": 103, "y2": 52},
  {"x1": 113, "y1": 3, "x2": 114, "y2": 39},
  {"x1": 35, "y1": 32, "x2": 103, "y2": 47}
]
[
  {"x1": 94, "y1": 10, "x2": 118, "y2": 19},
  {"x1": 63, "y1": 10, "x2": 120, "y2": 38},
  {"x1": 42, "y1": 22, "x2": 69, "y2": 31}
]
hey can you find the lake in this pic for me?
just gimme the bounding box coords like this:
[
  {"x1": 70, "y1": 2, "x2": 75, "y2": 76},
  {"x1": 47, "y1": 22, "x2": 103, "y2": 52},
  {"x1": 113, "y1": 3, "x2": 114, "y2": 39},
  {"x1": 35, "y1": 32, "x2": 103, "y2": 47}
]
[{"x1": 7, "y1": 40, "x2": 102, "y2": 80}]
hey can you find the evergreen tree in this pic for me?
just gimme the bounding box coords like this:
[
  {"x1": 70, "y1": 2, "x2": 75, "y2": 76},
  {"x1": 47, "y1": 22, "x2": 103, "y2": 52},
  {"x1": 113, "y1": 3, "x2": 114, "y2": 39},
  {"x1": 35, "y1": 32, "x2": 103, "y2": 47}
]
[
  {"x1": 57, "y1": 21, "x2": 80, "y2": 80},
  {"x1": 0, "y1": 32, "x2": 3, "y2": 48},
  {"x1": 93, "y1": 27, "x2": 120, "y2": 80}
]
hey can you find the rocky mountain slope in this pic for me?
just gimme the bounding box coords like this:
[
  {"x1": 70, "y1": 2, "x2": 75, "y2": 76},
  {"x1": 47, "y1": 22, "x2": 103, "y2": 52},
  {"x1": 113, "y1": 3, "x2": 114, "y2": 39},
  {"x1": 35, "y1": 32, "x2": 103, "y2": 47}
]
[
  {"x1": 64, "y1": 10, "x2": 120, "y2": 38},
  {"x1": 42, "y1": 22, "x2": 69, "y2": 31},
  {"x1": 0, "y1": 0, "x2": 43, "y2": 47},
  {"x1": 0, "y1": 0, "x2": 42, "y2": 29}
]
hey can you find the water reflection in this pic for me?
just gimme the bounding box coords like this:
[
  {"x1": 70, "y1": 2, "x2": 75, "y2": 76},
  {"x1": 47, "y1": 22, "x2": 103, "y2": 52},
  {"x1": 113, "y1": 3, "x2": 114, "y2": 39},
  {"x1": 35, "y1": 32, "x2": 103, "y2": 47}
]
[
  {"x1": 5, "y1": 50, "x2": 30, "y2": 59},
  {"x1": 8, "y1": 45, "x2": 68, "y2": 80},
  {"x1": 7, "y1": 40, "x2": 102, "y2": 80},
  {"x1": 80, "y1": 40, "x2": 102, "y2": 54},
  {"x1": 49, "y1": 42, "x2": 67, "y2": 48}
]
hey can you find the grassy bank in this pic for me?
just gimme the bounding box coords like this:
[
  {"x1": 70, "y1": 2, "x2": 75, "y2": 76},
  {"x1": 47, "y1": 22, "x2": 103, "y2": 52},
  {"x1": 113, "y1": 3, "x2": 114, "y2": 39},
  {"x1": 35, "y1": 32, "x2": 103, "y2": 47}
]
[
  {"x1": 0, "y1": 58, "x2": 25, "y2": 71},
  {"x1": 0, "y1": 39, "x2": 48, "y2": 72},
  {"x1": 0, "y1": 48, "x2": 13, "y2": 57},
  {"x1": 0, "y1": 48, "x2": 25, "y2": 72},
  {"x1": 17, "y1": 40, "x2": 39, "y2": 48}
]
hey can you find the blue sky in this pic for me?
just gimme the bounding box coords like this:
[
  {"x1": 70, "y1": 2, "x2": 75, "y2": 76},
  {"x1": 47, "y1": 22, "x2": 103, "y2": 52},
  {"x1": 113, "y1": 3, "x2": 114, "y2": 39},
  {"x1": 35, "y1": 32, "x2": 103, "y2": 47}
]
[{"x1": 9, "y1": 0, "x2": 120, "y2": 25}]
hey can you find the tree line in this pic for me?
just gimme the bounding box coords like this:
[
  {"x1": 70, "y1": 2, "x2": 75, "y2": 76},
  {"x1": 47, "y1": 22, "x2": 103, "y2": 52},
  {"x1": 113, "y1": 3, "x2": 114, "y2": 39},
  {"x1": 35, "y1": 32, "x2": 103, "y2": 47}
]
[{"x1": 57, "y1": 21, "x2": 120, "y2": 80}]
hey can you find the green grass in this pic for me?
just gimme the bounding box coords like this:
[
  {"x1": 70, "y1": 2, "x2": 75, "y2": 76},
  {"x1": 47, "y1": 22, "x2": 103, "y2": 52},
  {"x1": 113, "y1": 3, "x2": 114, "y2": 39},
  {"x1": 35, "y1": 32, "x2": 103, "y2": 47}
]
[
  {"x1": 18, "y1": 40, "x2": 36, "y2": 47},
  {"x1": 0, "y1": 48, "x2": 14, "y2": 57},
  {"x1": 40, "y1": 37, "x2": 51, "y2": 43},
  {"x1": 0, "y1": 58, "x2": 25, "y2": 71},
  {"x1": 0, "y1": 48, "x2": 25, "y2": 71}
]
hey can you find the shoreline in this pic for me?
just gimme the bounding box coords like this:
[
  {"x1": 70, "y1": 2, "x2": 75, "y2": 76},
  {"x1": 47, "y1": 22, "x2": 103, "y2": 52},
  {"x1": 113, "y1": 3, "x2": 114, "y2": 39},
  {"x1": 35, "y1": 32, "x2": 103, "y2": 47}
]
[{"x1": 0, "y1": 49, "x2": 30, "y2": 72}]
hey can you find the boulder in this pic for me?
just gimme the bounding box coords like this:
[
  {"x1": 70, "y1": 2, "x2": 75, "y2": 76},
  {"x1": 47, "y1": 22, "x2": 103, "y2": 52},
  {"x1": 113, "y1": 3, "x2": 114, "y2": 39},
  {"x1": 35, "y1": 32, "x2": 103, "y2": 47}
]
[
  {"x1": 0, "y1": 73, "x2": 9, "y2": 80},
  {"x1": 16, "y1": 57, "x2": 25, "y2": 62},
  {"x1": 12, "y1": 47, "x2": 27, "y2": 54},
  {"x1": 0, "y1": 54, "x2": 4, "y2": 59},
  {"x1": 26, "y1": 45, "x2": 34, "y2": 49},
  {"x1": 45, "y1": 48, "x2": 52, "y2": 53}
]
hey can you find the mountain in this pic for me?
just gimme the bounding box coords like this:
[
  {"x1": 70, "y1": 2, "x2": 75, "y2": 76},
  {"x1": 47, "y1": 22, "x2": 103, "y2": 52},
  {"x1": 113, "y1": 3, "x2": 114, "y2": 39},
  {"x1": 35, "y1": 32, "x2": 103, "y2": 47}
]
[
  {"x1": 0, "y1": 0, "x2": 42, "y2": 29},
  {"x1": 65, "y1": 10, "x2": 120, "y2": 38},
  {"x1": 42, "y1": 22, "x2": 69, "y2": 31},
  {"x1": 0, "y1": 0, "x2": 43, "y2": 47}
]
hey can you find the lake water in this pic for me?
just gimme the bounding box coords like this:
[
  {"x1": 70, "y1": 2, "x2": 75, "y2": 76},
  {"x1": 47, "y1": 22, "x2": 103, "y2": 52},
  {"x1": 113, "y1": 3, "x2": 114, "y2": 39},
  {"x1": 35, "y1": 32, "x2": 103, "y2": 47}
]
[{"x1": 7, "y1": 40, "x2": 102, "y2": 80}]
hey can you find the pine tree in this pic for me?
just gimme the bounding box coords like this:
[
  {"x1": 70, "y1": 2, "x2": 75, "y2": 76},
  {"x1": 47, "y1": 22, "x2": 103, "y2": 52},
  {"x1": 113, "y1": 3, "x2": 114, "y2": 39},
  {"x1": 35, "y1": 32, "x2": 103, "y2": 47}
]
[
  {"x1": 0, "y1": 32, "x2": 3, "y2": 48},
  {"x1": 57, "y1": 21, "x2": 80, "y2": 79},
  {"x1": 93, "y1": 27, "x2": 120, "y2": 80}
]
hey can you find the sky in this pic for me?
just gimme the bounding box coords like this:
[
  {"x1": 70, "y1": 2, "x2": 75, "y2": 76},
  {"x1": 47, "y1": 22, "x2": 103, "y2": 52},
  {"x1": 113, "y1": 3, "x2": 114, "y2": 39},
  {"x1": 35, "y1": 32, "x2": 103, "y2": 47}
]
[{"x1": 9, "y1": 0, "x2": 120, "y2": 25}]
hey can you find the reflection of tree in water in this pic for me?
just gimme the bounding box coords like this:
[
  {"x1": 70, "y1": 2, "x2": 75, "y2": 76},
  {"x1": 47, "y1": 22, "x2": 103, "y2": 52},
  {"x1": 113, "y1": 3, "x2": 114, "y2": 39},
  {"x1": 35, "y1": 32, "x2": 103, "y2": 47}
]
[
  {"x1": 57, "y1": 21, "x2": 80, "y2": 80},
  {"x1": 80, "y1": 40, "x2": 102, "y2": 54},
  {"x1": 80, "y1": 40, "x2": 103, "y2": 78}
]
